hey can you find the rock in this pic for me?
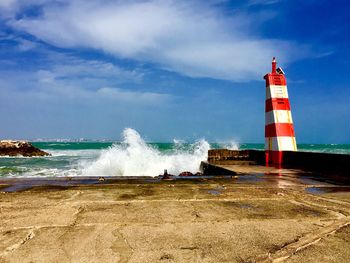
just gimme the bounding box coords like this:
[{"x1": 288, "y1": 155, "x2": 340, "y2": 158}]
[
  {"x1": 178, "y1": 171, "x2": 193, "y2": 177},
  {"x1": 0, "y1": 140, "x2": 50, "y2": 157}
]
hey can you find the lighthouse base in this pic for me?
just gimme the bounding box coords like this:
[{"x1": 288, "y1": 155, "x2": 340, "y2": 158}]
[{"x1": 265, "y1": 150, "x2": 284, "y2": 167}]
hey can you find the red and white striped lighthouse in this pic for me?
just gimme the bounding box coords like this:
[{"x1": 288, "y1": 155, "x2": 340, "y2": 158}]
[{"x1": 264, "y1": 57, "x2": 297, "y2": 166}]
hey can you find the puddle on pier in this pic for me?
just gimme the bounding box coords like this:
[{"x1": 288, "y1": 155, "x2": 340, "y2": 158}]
[
  {"x1": 237, "y1": 172, "x2": 349, "y2": 189},
  {"x1": 208, "y1": 185, "x2": 225, "y2": 195},
  {"x1": 306, "y1": 186, "x2": 350, "y2": 195},
  {"x1": 239, "y1": 203, "x2": 254, "y2": 209}
]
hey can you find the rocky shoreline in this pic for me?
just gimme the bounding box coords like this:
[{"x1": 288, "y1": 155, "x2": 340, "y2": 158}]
[{"x1": 0, "y1": 140, "x2": 50, "y2": 157}]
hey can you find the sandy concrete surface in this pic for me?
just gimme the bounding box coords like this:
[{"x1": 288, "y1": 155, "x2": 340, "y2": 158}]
[{"x1": 1, "y1": 174, "x2": 350, "y2": 263}]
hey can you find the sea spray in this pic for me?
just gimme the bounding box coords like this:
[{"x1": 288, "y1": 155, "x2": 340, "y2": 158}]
[
  {"x1": 82, "y1": 128, "x2": 210, "y2": 177},
  {"x1": 223, "y1": 140, "x2": 239, "y2": 150}
]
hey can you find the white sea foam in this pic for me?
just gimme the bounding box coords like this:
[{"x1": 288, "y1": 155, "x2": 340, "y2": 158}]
[
  {"x1": 224, "y1": 140, "x2": 239, "y2": 150},
  {"x1": 82, "y1": 128, "x2": 210, "y2": 177},
  {"x1": 49, "y1": 149, "x2": 101, "y2": 157},
  {"x1": 3, "y1": 167, "x2": 78, "y2": 178}
]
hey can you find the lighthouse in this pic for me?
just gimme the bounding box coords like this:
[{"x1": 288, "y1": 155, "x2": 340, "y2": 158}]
[{"x1": 264, "y1": 57, "x2": 297, "y2": 166}]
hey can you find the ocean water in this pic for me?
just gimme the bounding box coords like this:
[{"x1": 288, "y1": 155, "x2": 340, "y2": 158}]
[{"x1": 0, "y1": 128, "x2": 349, "y2": 178}]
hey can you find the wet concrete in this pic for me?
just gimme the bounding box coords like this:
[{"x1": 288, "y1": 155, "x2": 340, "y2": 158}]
[
  {"x1": 207, "y1": 185, "x2": 225, "y2": 195},
  {"x1": 0, "y1": 171, "x2": 336, "y2": 193}
]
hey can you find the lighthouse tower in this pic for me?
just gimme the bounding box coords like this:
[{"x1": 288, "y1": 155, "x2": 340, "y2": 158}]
[{"x1": 264, "y1": 57, "x2": 297, "y2": 166}]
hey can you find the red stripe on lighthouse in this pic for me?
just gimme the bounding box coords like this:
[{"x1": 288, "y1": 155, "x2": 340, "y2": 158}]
[
  {"x1": 264, "y1": 75, "x2": 287, "y2": 86},
  {"x1": 265, "y1": 98, "x2": 291, "y2": 112},
  {"x1": 265, "y1": 123, "x2": 295, "y2": 137}
]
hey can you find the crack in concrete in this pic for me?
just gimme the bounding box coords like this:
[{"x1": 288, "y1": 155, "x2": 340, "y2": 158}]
[
  {"x1": 0, "y1": 229, "x2": 35, "y2": 256},
  {"x1": 111, "y1": 228, "x2": 133, "y2": 263},
  {"x1": 247, "y1": 192, "x2": 350, "y2": 263},
  {"x1": 57, "y1": 198, "x2": 283, "y2": 205},
  {"x1": 289, "y1": 199, "x2": 346, "y2": 219},
  {"x1": 70, "y1": 205, "x2": 85, "y2": 227},
  {"x1": 268, "y1": 219, "x2": 350, "y2": 263},
  {"x1": 58, "y1": 191, "x2": 83, "y2": 205}
]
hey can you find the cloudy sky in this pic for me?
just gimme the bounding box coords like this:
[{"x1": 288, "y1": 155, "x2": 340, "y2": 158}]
[{"x1": 0, "y1": 0, "x2": 349, "y2": 143}]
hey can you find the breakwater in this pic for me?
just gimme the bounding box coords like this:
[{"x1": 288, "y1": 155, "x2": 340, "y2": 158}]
[{"x1": 203, "y1": 149, "x2": 350, "y2": 182}]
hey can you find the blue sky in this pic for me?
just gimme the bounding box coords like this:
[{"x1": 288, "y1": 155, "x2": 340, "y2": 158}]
[{"x1": 0, "y1": 0, "x2": 349, "y2": 143}]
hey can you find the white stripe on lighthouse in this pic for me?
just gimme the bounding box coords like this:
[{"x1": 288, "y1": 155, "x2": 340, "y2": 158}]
[
  {"x1": 265, "y1": 137, "x2": 297, "y2": 151},
  {"x1": 266, "y1": 85, "x2": 289, "y2": 99},
  {"x1": 265, "y1": 110, "x2": 293, "y2": 126}
]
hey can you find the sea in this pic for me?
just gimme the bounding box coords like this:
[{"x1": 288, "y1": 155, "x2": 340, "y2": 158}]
[{"x1": 1, "y1": 128, "x2": 349, "y2": 178}]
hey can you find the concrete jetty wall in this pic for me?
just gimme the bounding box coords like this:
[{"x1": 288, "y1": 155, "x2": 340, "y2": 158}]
[
  {"x1": 207, "y1": 149, "x2": 265, "y2": 165},
  {"x1": 207, "y1": 149, "x2": 350, "y2": 177},
  {"x1": 281, "y1": 151, "x2": 350, "y2": 176}
]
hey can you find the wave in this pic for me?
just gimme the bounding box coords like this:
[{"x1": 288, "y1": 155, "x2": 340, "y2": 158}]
[{"x1": 82, "y1": 128, "x2": 210, "y2": 177}]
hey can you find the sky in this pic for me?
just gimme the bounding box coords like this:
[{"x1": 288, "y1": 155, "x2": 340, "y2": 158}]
[{"x1": 0, "y1": 0, "x2": 349, "y2": 143}]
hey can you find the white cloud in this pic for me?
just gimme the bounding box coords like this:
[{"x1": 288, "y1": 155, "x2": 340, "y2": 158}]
[
  {"x1": 0, "y1": 53, "x2": 168, "y2": 105},
  {"x1": 46, "y1": 55, "x2": 144, "y2": 83},
  {"x1": 248, "y1": 0, "x2": 281, "y2": 6},
  {"x1": 16, "y1": 38, "x2": 38, "y2": 51},
  {"x1": 8, "y1": 0, "x2": 308, "y2": 81},
  {"x1": 0, "y1": 33, "x2": 38, "y2": 51},
  {"x1": 0, "y1": 71, "x2": 170, "y2": 105},
  {"x1": 0, "y1": 0, "x2": 16, "y2": 8},
  {"x1": 97, "y1": 87, "x2": 170, "y2": 103},
  {"x1": 36, "y1": 69, "x2": 55, "y2": 83}
]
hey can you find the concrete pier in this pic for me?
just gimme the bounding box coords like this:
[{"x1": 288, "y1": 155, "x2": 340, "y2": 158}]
[{"x1": 1, "y1": 174, "x2": 350, "y2": 262}]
